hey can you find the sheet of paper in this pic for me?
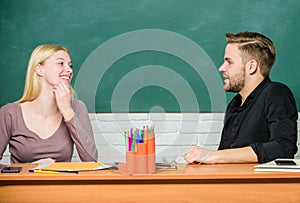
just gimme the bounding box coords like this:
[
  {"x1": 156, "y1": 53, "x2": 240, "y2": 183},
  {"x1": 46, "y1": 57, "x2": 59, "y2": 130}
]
[{"x1": 33, "y1": 162, "x2": 113, "y2": 171}]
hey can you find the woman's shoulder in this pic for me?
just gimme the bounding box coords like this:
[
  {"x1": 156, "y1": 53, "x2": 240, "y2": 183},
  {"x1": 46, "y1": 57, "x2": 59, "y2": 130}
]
[
  {"x1": 72, "y1": 99, "x2": 86, "y2": 107},
  {"x1": 0, "y1": 103, "x2": 22, "y2": 120},
  {"x1": 72, "y1": 99, "x2": 88, "y2": 112},
  {"x1": 0, "y1": 102, "x2": 21, "y2": 112}
]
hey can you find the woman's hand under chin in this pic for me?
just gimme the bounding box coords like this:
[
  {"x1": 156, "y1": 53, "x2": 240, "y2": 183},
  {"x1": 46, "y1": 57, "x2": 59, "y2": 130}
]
[{"x1": 52, "y1": 83, "x2": 75, "y2": 121}]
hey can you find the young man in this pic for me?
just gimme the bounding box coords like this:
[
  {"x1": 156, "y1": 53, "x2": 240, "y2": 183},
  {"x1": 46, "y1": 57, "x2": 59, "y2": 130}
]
[{"x1": 184, "y1": 31, "x2": 298, "y2": 163}]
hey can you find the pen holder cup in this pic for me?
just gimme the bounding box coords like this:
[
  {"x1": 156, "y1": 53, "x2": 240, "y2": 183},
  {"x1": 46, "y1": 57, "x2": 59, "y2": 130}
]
[
  {"x1": 119, "y1": 127, "x2": 156, "y2": 174},
  {"x1": 119, "y1": 137, "x2": 156, "y2": 174},
  {"x1": 147, "y1": 137, "x2": 156, "y2": 174},
  {"x1": 125, "y1": 151, "x2": 136, "y2": 174},
  {"x1": 135, "y1": 143, "x2": 148, "y2": 174}
]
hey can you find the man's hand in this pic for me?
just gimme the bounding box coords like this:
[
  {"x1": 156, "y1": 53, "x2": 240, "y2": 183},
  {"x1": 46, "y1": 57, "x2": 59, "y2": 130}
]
[{"x1": 184, "y1": 146, "x2": 216, "y2": 164}]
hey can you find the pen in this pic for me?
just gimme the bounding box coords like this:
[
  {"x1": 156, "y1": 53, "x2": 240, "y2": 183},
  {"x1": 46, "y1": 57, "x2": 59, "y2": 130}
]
[
  {"x1": 28, "y1": 169, "x2": 79, "y2": 174},
  {"x1": 28, "y1": 169, "x2": 60, "y2": 174}
]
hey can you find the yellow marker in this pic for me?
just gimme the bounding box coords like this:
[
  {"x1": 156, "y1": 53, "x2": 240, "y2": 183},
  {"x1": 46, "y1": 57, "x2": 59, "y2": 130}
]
[{"x1": 28, "y1": 169, "x2": 60, "y2": 174}]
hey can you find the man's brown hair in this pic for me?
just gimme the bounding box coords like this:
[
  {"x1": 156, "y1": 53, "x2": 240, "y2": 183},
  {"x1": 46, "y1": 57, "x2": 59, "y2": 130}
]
[{"x1": 226, "y1": 31, "x2": 276, "y2": 77}]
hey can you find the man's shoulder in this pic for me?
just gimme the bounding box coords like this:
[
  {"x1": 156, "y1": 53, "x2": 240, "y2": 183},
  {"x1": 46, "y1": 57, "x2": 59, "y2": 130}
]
[
  {"x1": 262, "y1": 81, "x2": 296, "y2": 107},
  {"x1": 264, "y1": 81, "x2": 292, "y2": 94}
]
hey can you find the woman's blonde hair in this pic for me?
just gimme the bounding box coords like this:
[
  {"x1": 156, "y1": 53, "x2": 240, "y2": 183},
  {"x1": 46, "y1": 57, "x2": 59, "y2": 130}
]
[{"x1": 16, "y1": 44, "x2": 73, "y2": 103}]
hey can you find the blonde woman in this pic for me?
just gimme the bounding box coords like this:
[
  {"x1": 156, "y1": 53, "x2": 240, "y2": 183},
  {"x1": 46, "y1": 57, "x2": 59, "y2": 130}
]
[{"x1": 0, "y1": 44, "x2": 98, "y2": 163}]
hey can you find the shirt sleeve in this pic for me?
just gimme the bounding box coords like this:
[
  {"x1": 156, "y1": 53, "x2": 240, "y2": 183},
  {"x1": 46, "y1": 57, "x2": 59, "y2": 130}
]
[
  {"x1": 250, "y1": 84, "x2": 298, "y2": 163},
  {"x1": 0, "y1": 105, "x2": 12, "y2": 162},
  {"x1": 64, "y1": 100, "x2": 98, "y2": 162}
]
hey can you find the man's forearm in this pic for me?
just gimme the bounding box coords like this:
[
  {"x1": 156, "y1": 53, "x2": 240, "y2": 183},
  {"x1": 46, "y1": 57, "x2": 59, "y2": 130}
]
[{"x1": 209, "y1": 146, "x2": 258, "y2": 163}]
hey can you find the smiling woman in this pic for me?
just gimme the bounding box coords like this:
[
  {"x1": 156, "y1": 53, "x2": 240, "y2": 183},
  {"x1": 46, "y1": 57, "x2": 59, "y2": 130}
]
[
  {"x1": 0, "y1": 44, "x2": 98, "y2": 164},
  {"x1": 39, "y1": 50, "x2": 73, "y2": 86}
]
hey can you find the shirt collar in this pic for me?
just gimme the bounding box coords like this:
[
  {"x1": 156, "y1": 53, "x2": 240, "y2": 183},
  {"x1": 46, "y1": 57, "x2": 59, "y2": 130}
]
[
  {"x1": 247, "y1": 76, "x2": 271, "y2": 99},
  {"x1": 234, "y1": 77, "x2": 271, "y2": 107}
]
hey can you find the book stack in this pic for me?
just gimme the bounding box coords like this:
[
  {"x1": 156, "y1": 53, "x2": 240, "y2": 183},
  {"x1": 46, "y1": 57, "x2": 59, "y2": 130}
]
[{"x1": 254, "y1": 158, "x2": 300, "y2": 172}]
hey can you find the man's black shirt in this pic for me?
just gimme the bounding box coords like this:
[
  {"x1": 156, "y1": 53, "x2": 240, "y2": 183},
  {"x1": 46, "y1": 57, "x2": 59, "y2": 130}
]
[{"x1": 218, "y1": 77, "x2": 298, "y2": 163}]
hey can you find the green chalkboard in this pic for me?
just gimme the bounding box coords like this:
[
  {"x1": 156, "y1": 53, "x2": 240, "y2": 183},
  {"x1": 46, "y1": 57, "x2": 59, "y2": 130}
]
[{"x1": 1, "y1": 0, "x2": 300, "y2": 112}]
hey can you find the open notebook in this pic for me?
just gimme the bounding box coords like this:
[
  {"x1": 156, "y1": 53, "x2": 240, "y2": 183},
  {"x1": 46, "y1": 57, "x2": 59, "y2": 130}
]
[
  {"x1": 33, "y1": 162, "x2": 113, "y2": 172},
  {"x1": 254, "y1": 158, "x2": 300, "y2": 172}
]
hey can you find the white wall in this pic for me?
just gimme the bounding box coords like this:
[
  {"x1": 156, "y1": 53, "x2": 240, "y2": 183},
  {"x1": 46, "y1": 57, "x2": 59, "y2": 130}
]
[{"x1": 2, "y1": 113, "x2": 300, "y2": 165}]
